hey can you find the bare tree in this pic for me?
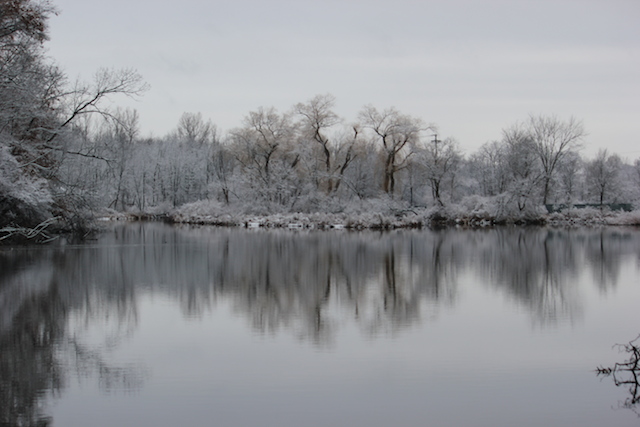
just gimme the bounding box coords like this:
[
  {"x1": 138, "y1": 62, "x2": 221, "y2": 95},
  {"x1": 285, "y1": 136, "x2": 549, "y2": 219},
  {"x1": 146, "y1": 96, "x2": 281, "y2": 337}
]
[
  {"x1": 330, "y1": 125, "x2": 358, "y2": 194},
  {"x1": 470, "y1": 141, "x2": 508, "y2": 197},
  {"x1": 230, "y1": 107, "x2": 300, "y2": 207},
  {"x1": 176, "y1": 112, "x2": 215, "y2": 145},
  {"x1": 527, "y1": 115, "x2": 585, "y2": 204},
  {"x1": 208, "y1": 140, "x2": 235, "y2": 204},
  {"x1": 341, "y1": 138, "x2": 378, "y2": 200},
  {"x1": 295, "y1": 94, "x2": 341, "y2": 192},
  {"x1": 502, "y1": 124, "x2": 543, "y2": 212},
  {"x1": 358, "y1": 105, "x2": 429, "y2": 195},
  {"x1": 106, "y1": 108, "x2": 139, "y2": 210},
  {"x1": 556, "y1": 151, "x2": 583, "y2": 206},
  {"x1": 635, "y1": 159, "x2": 640, "y2": 181},
  {"x1": 54, "y1": 68, "x2": 149, "y2": 142},
  {"x1": 231, "y1": 107, "x2": 293, "y2": 187},
  {"x1": 420, "y1": 134, "x2": 462, "y2": 206},
  {"x1": 586, "y1": 149, "x2": 621, "y2": 207}
]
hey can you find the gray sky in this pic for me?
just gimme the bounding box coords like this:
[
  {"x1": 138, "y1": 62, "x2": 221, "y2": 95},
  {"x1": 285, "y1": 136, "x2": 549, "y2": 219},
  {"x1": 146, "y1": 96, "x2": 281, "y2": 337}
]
[{"x1": 47, "y1": 0, "x2": 640, "y2": 158}]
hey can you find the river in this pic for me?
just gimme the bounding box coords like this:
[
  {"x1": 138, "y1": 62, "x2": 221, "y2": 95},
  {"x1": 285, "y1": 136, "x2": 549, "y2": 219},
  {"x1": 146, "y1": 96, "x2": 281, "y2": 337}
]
[{"x1": 1, "y1": 223, "x2": 639, "y2": 426}]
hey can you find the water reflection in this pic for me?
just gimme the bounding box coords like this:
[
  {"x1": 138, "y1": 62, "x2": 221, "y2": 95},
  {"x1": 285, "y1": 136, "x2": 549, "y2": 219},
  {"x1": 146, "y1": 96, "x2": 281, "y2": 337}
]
[{"x1": 1, "y1": 224, "x2": 640, "y2": 425}]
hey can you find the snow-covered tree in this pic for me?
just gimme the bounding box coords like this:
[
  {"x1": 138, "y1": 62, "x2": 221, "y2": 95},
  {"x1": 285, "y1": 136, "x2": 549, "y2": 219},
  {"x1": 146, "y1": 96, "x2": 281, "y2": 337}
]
[
  {"x1": 556, "y1": 151, "x2": 584, "y2": 206},
  {"x1": 586, "y1": 149, "x2": 622, "y2": 206},
  {"x1": 525, "y1": 115, "x2": 585, "y2": 205},
  {"x1": 176, "y1": 112, "x2": 216, "y2": 146},
  {"x1": 358, "y1": 106, "x2": 430, "y2": 196},
  {"x1": 295, "y1": 94, "x2": 342, "y2": 193},
  {"x1": 229, "y1": 107, "x2": 302, "y2": 210},
  {"x1": 469, "y1": 141, "x2": 509, "y2": 197},
  {"x1": 501, "y1": 124, "x2": 543, "y2": 213},
  {"x1": 418, "y1": 134, "x2": 462, "y2": 206}
]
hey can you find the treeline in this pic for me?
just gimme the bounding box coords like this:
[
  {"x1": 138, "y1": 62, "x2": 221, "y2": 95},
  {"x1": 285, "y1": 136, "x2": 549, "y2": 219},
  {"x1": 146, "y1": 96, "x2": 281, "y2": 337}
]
[
  {"x1": 1, "y1": 1, "x2": 639, "y2": 235},
  {"x1": 59, "y1": 102, "x2": 640, "y2": 218}
]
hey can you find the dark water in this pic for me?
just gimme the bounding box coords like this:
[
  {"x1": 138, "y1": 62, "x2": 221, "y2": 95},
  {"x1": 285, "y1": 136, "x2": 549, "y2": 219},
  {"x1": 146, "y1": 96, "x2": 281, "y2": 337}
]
[{"x1": 1, "y1": 223, "x2": 639, "y2": 426}]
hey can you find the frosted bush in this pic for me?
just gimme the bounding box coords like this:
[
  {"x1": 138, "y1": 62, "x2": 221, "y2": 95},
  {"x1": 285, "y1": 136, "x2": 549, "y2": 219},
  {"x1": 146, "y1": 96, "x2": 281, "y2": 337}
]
[
  {"x1": 0, "y1": 141, "x2": 53, "y2": 227},
  {"x1": 458, "y1": 195, "x2": 502, "y2": 219},
  {"x1": 171, "y1": 199, "x2": 239, "y2": 225},
  {"x1": 542, "y1": 207, "x2": 640, "y2": 226},
  {"x1": 0, "y1": 143, "x2": 21, "y2": 186},
  {"x1": 605, "y1": 210, "x2": 640, "y2": 226}
]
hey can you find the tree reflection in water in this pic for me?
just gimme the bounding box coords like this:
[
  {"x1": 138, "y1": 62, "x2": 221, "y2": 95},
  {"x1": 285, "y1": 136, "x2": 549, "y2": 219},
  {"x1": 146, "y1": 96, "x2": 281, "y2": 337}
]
[
  {"x1": 1, "y1": 223, "x2": 639, "y2": 425},
  {"x1": 0, "y1": 246, "x2": 145, "y2": 426}
]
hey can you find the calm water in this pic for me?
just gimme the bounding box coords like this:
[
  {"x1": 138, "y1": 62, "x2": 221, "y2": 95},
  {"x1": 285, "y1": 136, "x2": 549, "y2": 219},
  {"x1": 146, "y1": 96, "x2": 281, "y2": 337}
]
[{"x1": 1, "y1": 223, "x2": 639, "y2": 426}]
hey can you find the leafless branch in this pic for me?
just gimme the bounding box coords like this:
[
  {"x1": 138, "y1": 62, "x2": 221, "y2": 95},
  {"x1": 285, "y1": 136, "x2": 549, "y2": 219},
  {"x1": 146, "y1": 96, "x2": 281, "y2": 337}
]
[{"x1": 0, "y1": 216, "x2": 59, "y2": 242}]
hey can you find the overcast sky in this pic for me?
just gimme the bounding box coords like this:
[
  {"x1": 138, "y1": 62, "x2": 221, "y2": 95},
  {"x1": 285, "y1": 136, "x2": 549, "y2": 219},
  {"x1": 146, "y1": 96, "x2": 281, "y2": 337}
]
[{"x1": 47, "y1": 0, "x2": 639, "y2": 158}]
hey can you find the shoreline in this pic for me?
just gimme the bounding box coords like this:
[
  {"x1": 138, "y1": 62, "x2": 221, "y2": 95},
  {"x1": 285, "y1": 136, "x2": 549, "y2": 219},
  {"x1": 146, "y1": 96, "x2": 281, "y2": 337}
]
[
  {"x1": 111, "y1": 206, "x2": 640, "y2": 230},
  {"x1": 3, "y1": 207, "x2": 639, "y2": 245}
]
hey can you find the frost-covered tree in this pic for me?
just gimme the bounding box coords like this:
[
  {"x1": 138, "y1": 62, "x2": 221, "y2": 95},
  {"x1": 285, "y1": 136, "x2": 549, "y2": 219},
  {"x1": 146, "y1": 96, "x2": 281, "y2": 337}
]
[
  {"x1": 0, "y1": 0, "x2": 55, "y2": 41},
  {"x1": 50, "y1": 69, "x2": 148, "y2": 209},
  {"x1": 125, "y1": 139, "x2": 155, "y2": 210},
  {"x1": 0, "y1": 0, "x2": 150, "y2": 233},
  {"x1": 0, "y1": 0, "x2": 61, "y2": 229},
  {"x1": 295, "y1": 94, "x2": 342, "y2": 193},
  {"x1": 330, "y1": 137, "x2": 376, "y2": 201},
  {"x1": 207, "y1": 139, "x2": 236, "y2": 204},
  {"x1": 526, "y1": 115, "x2": 585, "y2": 204},
  {"x1": 586, "y1": 149, "x2": 621, "y2": 206},
  {"x1": 0, "y1": 0, "x2": 61, "y2": 149},
  {"x1": 105, "y1": 108, "x2": 139, "y2": 210},
  {"x1": 229, "y1": 107, "x2": 301, "y2": 210},
  {"x1": 469, "y1": 141, "x2": 509, "y2": 197},
  {"x1": 176, "y1": 112, "x2": 215, "y2": 146},
  {"x1": 327, "y1": 126, "x2": 357, "y2": 195},
  {"x1": 54, "y1": 68, "x2": 147, "y2": 142},
  {"x1": 358, "y1": 106, "x2": 429, "y2": 195},
  {"x1": 419, "y1": 134, "x2": 462, "y2": 206},
  {"x1": 231, "y1": 107, "x2": 290, "y2": 186},
  {"x1": 633, "y1": 159, "x2": 640, "y2": 205},
  {"x1": 556, "y1": 151, "x2": 584, "y2": 206},
  {"x1": 0, "y1": 136, "x2": 53, "y2": 227},
  {"x1": 501, "y1": 124, "x2": 543, "y2": 212}
]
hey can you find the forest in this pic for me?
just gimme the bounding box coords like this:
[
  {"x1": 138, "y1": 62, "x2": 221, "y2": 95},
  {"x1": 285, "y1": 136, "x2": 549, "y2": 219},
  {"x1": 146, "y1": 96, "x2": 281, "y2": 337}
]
[{"x1": 2, "y1": 0, "x2": 640, "y2": 240}]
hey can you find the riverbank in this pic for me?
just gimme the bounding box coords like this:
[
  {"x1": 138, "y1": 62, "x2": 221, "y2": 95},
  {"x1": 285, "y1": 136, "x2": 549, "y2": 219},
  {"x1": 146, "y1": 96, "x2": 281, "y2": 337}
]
[
  {"x1": 107, "y1": 199, "x2": 640, "y2": 230},
  {"x1": 3, "y1": 200, "x2": 639, "y2": 244}
]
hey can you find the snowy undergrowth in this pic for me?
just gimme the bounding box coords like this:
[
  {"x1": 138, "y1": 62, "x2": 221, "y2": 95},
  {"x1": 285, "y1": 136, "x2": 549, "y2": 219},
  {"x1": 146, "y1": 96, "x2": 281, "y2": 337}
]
[
  {"x1": 167, "y1": 198, "x2": 420, "y2": 229},
  {"x1": 604, "y1": 211, "x2": 640, "y2": 226},
  {"x1": 0, "y1": 141, "x2": 53, "y2": 228},
  {"x1": 103, "y1": 197, "x2": 640, "y2": 230},
  {"x1": 162, "y1": 197, "x2": 534, "y2": 229},
  {"x1": 545, "y1": 207, "x2": 640, "y2": 226}
]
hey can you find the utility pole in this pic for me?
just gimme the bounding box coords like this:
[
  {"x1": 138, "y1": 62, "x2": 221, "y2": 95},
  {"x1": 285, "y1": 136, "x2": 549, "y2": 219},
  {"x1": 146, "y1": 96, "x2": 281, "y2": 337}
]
[{"x1": 432, "y1": 133, "x2": 441, "y2": 156}]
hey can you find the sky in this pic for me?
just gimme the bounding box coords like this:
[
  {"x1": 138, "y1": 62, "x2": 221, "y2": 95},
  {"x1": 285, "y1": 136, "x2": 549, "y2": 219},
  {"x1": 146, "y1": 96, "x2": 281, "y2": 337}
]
[{"x1": 46, "y1": 0, "x2": 640, "y2": 158}]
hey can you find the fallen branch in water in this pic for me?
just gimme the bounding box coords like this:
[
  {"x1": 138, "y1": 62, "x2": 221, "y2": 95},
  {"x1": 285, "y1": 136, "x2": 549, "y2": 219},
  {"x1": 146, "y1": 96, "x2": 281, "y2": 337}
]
[
  {"x1": 0, "y1": 217, "x2": 60, "y2": 243},
  {"x1": 596, "y1": 335, "x2": 640, "y2": 415}
]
